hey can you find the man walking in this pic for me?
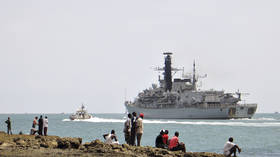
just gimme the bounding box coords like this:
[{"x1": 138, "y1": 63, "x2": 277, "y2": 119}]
[
  {"x1": 43, "y1": 116, "x2": 48, "y2": 136},
  {"x1": 38, "y1": 115, "x2": 44, "y2": 135},
  {"x1": 136, "y1": 113, "x2": 144, "y2": 146},
  {"x1": 5, "y1": 117, "x2": 12, "y2": 135},
  {"x1": 123, "y1": 113, "x2": 132, "y2": 144}
]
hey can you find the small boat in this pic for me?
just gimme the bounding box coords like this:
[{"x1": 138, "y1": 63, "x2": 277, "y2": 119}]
[{"x1": 69, "y1": 104, "x2": 92, "y2": 120}]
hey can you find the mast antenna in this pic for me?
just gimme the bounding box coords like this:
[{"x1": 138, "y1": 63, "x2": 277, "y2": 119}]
[{"x1": 192, "y1": 60, "x2": 196, "y2": 90}]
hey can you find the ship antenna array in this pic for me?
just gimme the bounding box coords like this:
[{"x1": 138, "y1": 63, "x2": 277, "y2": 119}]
[
  {"x1": 163, "y1": 52, "x2": 173, "y2": 55},
  {"x1": 153, "y1": 52, "x2": 183, "y2": 74}
]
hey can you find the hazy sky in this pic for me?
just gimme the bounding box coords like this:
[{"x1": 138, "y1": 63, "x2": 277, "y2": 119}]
[{"x1": 0, "y1": 0, "x2": 279, "y2": 113}]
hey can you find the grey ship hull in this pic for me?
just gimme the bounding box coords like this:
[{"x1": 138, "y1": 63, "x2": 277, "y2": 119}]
[{"x1": 125, "y1": 103, "x2": 257, "y2": 119}]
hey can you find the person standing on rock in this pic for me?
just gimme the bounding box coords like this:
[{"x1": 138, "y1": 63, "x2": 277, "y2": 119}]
[
  {"x1": 43, "y1": 116, "x2": 48, "y2": 136},
  {"x1": 136, "y1": 113, "x2": 144, "y2": 146},
  {"x1": 38, "y1": 115, "x2": 44, "y2": 135},
  {"x1": 103, "y1": 130, "x2": 119, "y2": 145},
  {"x1": 168, "y1": 131, "x2": 186, "y2": 152},
  {"x1": 223, "y1": 137, "x2": 241, "y2": 157},
  {"x1": 130, "y1": 112, "x2": 137, "y2": 145},
  {"x1": 5, "y1": 117, "x2": 12, "y2": 135},
  {"x1": 123, "y1": 113, "x2": 132, "y2": 144}
]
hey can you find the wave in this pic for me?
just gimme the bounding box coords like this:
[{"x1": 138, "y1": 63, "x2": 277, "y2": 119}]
[
  {"x1": 230, "y1": 117, "x2": 277, "y2": 121},
  {"x1": 63, "y1": 117, "x2": 124, "y2": 123},
  {"x1": 143, "y1": 120, "x2": 280, "y2": 127},
  {"x1": 63, "y1": 117, "x2": 280, "y2": 127}
]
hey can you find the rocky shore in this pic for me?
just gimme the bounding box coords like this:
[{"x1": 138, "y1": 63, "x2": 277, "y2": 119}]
[{"x1": 0, "y1": 131, "x2": 224, "y2": 157}]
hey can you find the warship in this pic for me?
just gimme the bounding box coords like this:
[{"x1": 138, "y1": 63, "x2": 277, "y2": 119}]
[
  {"x1": 125, "y1": 53, "x2": 257, "y2": 119},
  {"x1": 69, "y1": 104, "x2": 92, "y2": 120}
]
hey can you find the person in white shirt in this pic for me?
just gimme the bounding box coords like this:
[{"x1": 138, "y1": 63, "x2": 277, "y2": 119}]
[
  {"x1": 123, "y1": 113, "x2": 132, "y2": 144},
  {"x1": 223, "y1": 137, "x2": 241, "y2": 157},
  {"x1": 43, "y1": 116, "x2": 48, "y2": 136},
  {"x1": 103, "y1": 130, "x2": 119, "y2": 145}
]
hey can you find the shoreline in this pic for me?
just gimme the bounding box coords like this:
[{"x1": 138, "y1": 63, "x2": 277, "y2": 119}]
[{"x1": 0, "y1": 131, "x2": 223, "y2": 157}]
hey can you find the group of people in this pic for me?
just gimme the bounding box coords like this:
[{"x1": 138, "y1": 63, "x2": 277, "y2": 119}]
[
  {"x1": 121, "y1": 112, "x2": 241, "y2": 157},
  {"x1": 103, "y1": 112, "x2": 144, "y2": 146},
  {"x1": 30, "y1": 115, "x2": 48, "y2": 136},
  {"x1": 155, "y1": 129, "x2": 186, "y2": 152},
  {"x1": 4, "y1": 116, "x2": 48, "y2": 136},
  {"x1": 123, "y1": 112, "x2": 144, "y2": 146},
  {"x1": 5, "y1": 114, "x2": 241, "y2": 157}
]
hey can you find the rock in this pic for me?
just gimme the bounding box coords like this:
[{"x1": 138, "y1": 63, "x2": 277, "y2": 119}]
[
  {"x1": 111, "y1": 144, "x2": 122, "y2": 149},
  {"x1": 35, "y1": 135, "x2": 42, "y2": 139},
  {"x1": 56, "y1": 137, "x2": 81, "y2": 149},
  {"x1": 79, "y1": 145, "x2": 86, "y2": 150},
  {"x1": 16, "y1": 139, "x2": 26, "y2": 146},
  {"x1": 13, "y1": 137, "x2": 21, "y2": 142},
  {"x1": 122, "y1": 143, "x2": 133, "y2": 151},
  {"x1": 0, "y1": 132, "x2": 224, "y2": 157},
  {"x1": 83, "y1": 142, "x2": 91, "y2": 148},
  {"x1": 57, "y1": 138, "x2": 71, "y2": 149},
  {"x1": 96, "y1": 148, "x2": 106, "y2": 153},
  {"x1": 0, "y1": 142, "x2": 14, "y2": 148},
  {"x1": 68, "y1": 138, "x2": 81, "y2": 149},
  {"x1": 47, "y1": 141, "x2": 58, "y2": 148},
  {"x1": 32, "y1": 145, "x2": 40, "y2": 149},
  {"x1": 40, "y1": 142, "x2": 49, "y2": 148},
  {"x1": 159, "y1": 149, "x2": 170, "y2": 155},
  {"x1": 89, "y1": 139, "x2": 104, "y2": 147}
]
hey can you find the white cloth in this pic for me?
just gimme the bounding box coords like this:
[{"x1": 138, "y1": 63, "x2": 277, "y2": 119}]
[
  {"x1": 223, "y1": 141, "x2": 235, "y2": 156},
  {"x1": 105, "y1": 134, "x2": 119, "y2": 145},
  {"x1": 43, "y1": 119, "x2": 48, "y2": 128}
]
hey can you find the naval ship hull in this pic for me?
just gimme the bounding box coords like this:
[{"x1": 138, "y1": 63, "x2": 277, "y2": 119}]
[{"x1": 125, "y1": 103, "x2": 257, "y2": 119}]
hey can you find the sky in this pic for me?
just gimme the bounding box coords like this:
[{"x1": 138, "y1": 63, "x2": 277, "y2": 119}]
[{"x1": 0, "y1": 0, "x2": 279, "y2": 113}]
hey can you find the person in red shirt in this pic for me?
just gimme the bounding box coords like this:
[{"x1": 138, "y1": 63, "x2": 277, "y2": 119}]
[
  {"x1": 168, "y1": 131, "x2": 186, "y2": 152},
  {"x1": 162, "y1": 130, "x2": 169, "y2": 145}
]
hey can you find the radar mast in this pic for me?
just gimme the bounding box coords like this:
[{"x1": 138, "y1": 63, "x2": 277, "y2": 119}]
[
  {"x1": 163, "y1": 52, "x2": 172, "y2": 92},
  {"x1": 192, "y1": 60, "x2": 197, "y2": 90}
]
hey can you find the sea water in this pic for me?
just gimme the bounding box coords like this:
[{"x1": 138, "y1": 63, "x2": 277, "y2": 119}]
[{"x1": 0, "y1": 113, "x2": 279, "y2": 157}]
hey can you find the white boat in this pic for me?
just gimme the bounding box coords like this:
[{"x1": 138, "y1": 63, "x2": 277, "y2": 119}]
[{"x1": 69, "y1": 104, "x2": 92, "y2": 120}]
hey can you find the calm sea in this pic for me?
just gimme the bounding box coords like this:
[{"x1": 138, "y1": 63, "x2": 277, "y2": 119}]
[{"x1": 0, "y1": 113, "x2": 279, "y2": 157}]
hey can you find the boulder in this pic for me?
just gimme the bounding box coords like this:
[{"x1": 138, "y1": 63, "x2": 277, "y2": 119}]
[
  {"x1": 57, "y1": 138, "x2": 71, "y2": 149},
  {"x1": 0, "y1": 142, "x2": 14, "y2": 148},
  {"x1": 40, "y1": 142, "x2": 49, "y2": 148},
  {"x1": 16, "y1": 139, "x2": 26, "y2": 146},
  {"x1": 89, "y1": 139, "x2": 104, "y2": 147},
  {"x1": 47, "y1": 141, "x2": 58, "y2": 148},
  {"x1": 56, "y1": 137, "x2": 81, "y2": 149}
]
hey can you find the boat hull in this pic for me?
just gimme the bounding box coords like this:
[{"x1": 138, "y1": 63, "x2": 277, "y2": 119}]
[
  {"x1": 69, "y1": 115, "x2": 92, "y2": 120},
  {"x1": 125, "y1": 104, "x2": 257, "y2": 119}
]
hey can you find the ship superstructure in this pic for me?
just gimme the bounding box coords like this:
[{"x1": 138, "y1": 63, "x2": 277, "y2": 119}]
[
  {"x1": 125, "y1": 53, "x2": 257, "y2": 119},
  {"x1": 69, "y1": 104, "x2": 92, "y2": 120}
]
